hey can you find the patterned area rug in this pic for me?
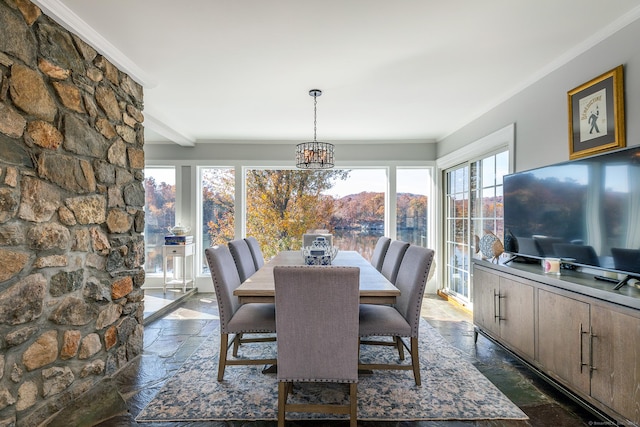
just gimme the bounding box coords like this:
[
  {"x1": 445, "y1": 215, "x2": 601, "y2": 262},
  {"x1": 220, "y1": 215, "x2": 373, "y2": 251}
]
[{"x1": 136, "y1": 319, "x2": 528, "y2": 422}]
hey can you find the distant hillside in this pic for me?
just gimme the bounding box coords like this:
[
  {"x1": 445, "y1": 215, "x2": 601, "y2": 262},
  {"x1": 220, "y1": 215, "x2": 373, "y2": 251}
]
[{"x1": 331, "y1": 191, "x2": 427, "y2": 230}]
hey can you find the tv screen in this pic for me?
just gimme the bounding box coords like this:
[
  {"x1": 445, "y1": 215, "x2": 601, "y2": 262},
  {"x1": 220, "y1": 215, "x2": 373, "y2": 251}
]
[{"x1": 503, "y1": 145, "x2": 640, "y2": 278}]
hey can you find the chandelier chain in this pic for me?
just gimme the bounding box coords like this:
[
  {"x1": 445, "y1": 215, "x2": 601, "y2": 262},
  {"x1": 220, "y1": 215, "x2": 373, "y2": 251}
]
[{"x1": 313, "y1": 94, "x2": 318, "y2": 142}]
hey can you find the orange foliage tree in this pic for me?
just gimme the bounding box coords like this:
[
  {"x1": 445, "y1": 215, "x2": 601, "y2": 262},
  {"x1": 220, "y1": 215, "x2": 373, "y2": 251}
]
[{"x1": 245, "y1": 169, "x2": 349, "y2": 258}]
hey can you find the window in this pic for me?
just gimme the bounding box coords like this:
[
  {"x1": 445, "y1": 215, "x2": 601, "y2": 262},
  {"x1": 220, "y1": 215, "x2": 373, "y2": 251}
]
[
  {"x1": 443, "y1": 150, "x2": 508, "y2": 302},
  {"x1": 397, "y1": 168, "x2": 430, "y2": 247},
  {"x1": 142, "y1": 162, "x2": 434, "y2": 287},
  {"x1": 471, "y1": 152, "x2": 508, "y2": 250},
  {"x1": 244, "y1": 168, "x2": 386, "y2": 260},
  {"x1": 200, "y1": 167, "x2": 235, "y2": 273},
  {"x1": 444, "y1": 165, "x2": 470, "y2": 299},
  {"x1": 144, "y1": 167, "x2": 175, "y2": 275}
]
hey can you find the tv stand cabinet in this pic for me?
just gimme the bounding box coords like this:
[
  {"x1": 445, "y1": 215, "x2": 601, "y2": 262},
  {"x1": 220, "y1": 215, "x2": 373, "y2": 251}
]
[{"x1": 472, "y1": 260, "x2": 640, "y2": 426}]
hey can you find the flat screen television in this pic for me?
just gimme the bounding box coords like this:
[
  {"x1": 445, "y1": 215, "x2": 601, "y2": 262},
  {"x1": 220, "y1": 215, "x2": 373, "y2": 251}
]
[{"x1": 503, "y1": 145, "x2": 640, "y2": 287}]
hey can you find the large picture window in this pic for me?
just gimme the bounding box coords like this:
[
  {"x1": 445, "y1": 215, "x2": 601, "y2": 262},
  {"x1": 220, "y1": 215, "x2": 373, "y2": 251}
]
[{"x1": 244, "y1": 168, "x2": 387, "y2": 260}]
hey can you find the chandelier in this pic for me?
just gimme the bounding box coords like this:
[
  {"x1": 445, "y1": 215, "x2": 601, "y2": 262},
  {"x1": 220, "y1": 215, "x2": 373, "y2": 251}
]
[{"x1": 296, "y1": 89, "x2": 334, "y2": 169}]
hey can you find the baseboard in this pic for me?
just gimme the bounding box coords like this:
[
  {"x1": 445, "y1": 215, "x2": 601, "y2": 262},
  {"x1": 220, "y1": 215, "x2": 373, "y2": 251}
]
[
  {"x1": 143, "y1": 287, "x2": 198, "y2": 325},
  {"x1": 436, "y1": 289, "x2": 473, "y2": 315}
]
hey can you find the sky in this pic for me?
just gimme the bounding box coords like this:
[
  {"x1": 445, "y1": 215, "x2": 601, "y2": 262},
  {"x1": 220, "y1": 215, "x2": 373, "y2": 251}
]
[{"x1": 324, "y1": 168, "x2": 431, "y2": 198}]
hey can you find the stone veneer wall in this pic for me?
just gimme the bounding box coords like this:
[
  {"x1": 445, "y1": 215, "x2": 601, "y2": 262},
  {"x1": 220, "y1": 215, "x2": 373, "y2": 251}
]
[{"x1": 0, "y1": 0, "x2": 146, "y2": 425}]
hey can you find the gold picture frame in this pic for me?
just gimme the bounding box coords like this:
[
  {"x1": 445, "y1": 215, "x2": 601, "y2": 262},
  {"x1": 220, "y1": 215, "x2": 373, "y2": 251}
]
[{"x1": 567, "y1": 65, "x2": 625, "y2": 160}]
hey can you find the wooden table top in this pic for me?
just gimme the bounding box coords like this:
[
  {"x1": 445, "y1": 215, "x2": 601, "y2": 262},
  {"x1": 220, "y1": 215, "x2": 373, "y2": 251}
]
[{"x1": 234, "y1": 250, "x2": 400, "y2": 304}]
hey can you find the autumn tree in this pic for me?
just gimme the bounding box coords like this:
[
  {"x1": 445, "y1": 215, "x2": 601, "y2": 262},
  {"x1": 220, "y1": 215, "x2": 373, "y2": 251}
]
[
  {"x1": 245, "y1": 169, "x2": 349, "y2": 257},
  {"x1": 144, "y1": 176, "x2": 175, "y2": 233},
  {"x1": 203, "y1": 168, "x2": 235, "y2": 246}
]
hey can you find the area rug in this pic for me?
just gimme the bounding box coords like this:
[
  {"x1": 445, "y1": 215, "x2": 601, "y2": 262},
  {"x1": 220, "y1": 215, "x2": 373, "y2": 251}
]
[{"x1": 136, "y1": 319, "x2": 528, "y2": 422}]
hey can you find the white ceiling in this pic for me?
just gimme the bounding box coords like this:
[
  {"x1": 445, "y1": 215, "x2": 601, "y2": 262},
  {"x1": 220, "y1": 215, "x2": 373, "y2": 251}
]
[{"x1": 35, "y1": 0, "x2": 640, "y2": 146}]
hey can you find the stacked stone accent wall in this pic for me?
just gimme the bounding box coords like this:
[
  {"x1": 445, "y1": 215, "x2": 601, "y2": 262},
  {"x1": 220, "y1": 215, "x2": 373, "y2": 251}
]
[{"x1": 0, "y1": 0, "x2": 145, "y2": 425}]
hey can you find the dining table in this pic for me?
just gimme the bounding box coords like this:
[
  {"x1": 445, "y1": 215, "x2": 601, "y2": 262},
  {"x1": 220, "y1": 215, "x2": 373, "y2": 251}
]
[{"x1": 234, "y1": 250, "x2": 400, "y2": 304}]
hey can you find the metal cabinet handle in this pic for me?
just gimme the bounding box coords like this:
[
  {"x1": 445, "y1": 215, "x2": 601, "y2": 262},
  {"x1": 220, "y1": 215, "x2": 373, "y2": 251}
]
[
  {"x1": 589, "y1": 327, "x2": 597, "y2": 373},
  {"x1": 580, "y1": 323, "x2": 589, "y2": 373},
  {"x1": 493, "y1": 290, "x2": 506, "y2": 322}
]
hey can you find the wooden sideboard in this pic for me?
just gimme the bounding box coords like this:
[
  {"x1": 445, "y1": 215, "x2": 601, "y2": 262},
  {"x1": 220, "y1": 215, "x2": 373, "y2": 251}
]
[{"x1": 472, "y1": 260, "x2": 640, "y2": 426}]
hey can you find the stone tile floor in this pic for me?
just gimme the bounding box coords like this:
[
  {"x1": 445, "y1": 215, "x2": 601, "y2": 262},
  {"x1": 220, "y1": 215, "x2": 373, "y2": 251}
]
[{"x1": 49, "y1": 292, "x2": 602, "y2": 426}]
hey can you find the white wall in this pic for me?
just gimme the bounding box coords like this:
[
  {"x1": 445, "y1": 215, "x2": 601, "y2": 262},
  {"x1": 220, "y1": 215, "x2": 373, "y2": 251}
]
[
  {"x1": 144, "y1": 141, "x2": 437, "y2": 163},
  {"x1": 438, "y1": 17, "x2": 640, "y2": 172}
]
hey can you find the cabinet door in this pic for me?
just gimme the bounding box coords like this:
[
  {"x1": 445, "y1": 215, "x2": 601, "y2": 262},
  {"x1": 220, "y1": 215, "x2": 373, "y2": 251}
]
[
  {"x1": 591, "y1": 306, "x2": 640, "y2": 425},
  {"x1": 537, "y1": 289, "x2": 591, "y2": 396},
  {"x1": 499, "y1": 277, "x2": 535, "y2": 359},
  {"x1": 472, "y1": 267, "x2": 500, "y2": 337}
]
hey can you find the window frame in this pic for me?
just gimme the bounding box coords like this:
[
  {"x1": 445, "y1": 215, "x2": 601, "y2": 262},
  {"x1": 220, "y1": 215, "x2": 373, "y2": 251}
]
[
  {"x1": 142, "y1": 160, "x2": 436, "y2": 291},
  {"x1": 436, "y1": 124, "x2": 515, "y2": 307}
]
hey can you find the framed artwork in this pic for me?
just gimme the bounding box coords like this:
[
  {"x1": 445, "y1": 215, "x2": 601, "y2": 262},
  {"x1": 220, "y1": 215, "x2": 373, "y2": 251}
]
[{"x1": 567, "y1": 65, "x2": 625, "y2": 160}]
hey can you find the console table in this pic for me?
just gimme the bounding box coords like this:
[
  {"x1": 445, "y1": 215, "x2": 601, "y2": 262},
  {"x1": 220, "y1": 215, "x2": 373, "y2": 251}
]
[
  {"x1": 472, "y1": 259, "x2": 640, "y2": 426},
  {"x1": 162, "y1": 242, "x2": 194, "y2": 293}
]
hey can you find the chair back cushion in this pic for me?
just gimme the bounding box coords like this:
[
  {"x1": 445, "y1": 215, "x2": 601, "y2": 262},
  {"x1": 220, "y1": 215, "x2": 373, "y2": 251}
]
[
  {"x1": 380, "y1": 240, "x2": 410, "y2": 284},
  {"x1": 228, "y1": 239, "x2": 257, "y2": 282},
  {"x1": 370, "y1": 237, "x2": 391, "y2": 271},
  {"x1": 274, "y1": 266, "x2": 360, "y2": 383},
  {"x1": 244, "y1": 236, "x2": 265, "y2": 269},
  {"x1": 394, "y1": 245, "x2": 435, "y2": 336},
  {"x1": 205, "y1": 246, "x2": 242, "y2": 332}
]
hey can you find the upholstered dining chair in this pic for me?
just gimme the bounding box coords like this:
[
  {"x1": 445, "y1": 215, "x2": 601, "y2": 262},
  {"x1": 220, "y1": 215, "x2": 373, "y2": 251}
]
[
  {"x1": 205, "y1": 246, "x2": 277, "y2": 381},
  {"x1": 228, "y1": 239, "x2": 257, "y2": 282},
  {"x1": 370, "y1": 236, "x2": 391, "y2": 272},
  {"x1": 359, "y1": 245, "x2": 435, "y2": 386},
  {"x1": 273, "y1": 266, "x2": 360, "y2": 426},
  {"x1": 380, "y1": 240, "x2": 410, "y2": 284},
  {"x1": 244, "y1": 236, "x2": 265, "y2": 269}
]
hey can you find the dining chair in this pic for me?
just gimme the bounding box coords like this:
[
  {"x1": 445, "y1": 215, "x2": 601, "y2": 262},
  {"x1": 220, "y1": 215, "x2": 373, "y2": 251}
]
[
  {"x1": 370, "y1": 236, "x2": 391, "y2": 271},
  {"x1": 205, "y1": 246, "x2": 277, "y2": 381},
  {"x1": 359, "y1": 245, "x2": 435, "y2": 386},
  {"x1": 380, "y1": 240, "x2": 410, "y2": 284},
  {"x1": 273, "y1": 265, "x2": 360, "y2": 426},
  {"x1": 228, "y1": 239, "x2": 257, "y2": 282},
  {"x1": 244, "y1": 236, "x2": 265, "y2": 269}
]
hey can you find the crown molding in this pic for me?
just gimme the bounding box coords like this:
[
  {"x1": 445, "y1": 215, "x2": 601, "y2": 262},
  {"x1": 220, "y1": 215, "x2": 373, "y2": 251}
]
[{"x1": 32, "y1": 0, "x2": 157, "y2": 88}]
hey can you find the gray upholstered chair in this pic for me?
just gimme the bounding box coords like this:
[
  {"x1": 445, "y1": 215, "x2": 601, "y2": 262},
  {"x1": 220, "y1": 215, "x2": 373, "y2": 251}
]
[
  {"x1": 228, "y1": 239, "x2": 257, "y2": 282},
  {"x1": 244, "y1": 236, "x2": 265, "y2": 269},
  {"x1": 274, "y1": 266, "x2": 360, "y2": 426},
  {"x1": 370, "y1": 236, "x2": 391, "y2": 271},
  {"x1": 359, "y1": 245, "x2": 435, "y2": 385},
  {"x1": 205, "y1": 246, "x2": 276, "y2": 381},
  {"x1": 380, "y1": 240, "x2": 410, "y2": 284}
]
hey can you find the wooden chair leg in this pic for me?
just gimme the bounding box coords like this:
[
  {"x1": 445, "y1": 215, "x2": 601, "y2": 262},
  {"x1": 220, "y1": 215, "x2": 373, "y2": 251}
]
[
  {"x1": 349, "y1": 383, "x2": 357, "y2": 427},
  {"x1": 232, "y1": 333, "x2": 242, "y2": 357},
  {"x1": 278, "y1": 382, "x2": 287, "y2": 427},
  {"x1": 217, "y1": 333, "x2": 229, "y2": 381},
  {"x1": 395, "y1": 336, "x2": 405, "y2": 360},
  {"x1": 410, "y1": 337, "x2": 421, "y2": 386}
]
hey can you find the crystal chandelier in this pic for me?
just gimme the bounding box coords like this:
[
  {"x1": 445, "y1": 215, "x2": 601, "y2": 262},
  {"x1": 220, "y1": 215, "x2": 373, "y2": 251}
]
[{"x1": 296, "y1": 89, "x2": 334, "y2": 169}]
